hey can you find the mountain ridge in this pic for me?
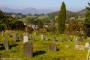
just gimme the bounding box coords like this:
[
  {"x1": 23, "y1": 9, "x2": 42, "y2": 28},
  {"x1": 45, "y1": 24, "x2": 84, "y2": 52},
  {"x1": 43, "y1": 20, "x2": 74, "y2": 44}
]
[
  {"x1": 0, "y1": 7, "x2": 58, "y2": 14},
  {"x1": 0, "y1": 7, "x2": 86, "y2": 15}
]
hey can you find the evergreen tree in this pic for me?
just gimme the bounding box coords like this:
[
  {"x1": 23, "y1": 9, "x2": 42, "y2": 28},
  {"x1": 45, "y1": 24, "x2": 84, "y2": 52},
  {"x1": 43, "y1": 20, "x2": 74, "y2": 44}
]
[
  {"x1": 58, "y1": 2, "x2": 66, "y2": 33},
  {"x1": 84, "y1": 3, "x2": 90, "y2": 36},
  {"x1": 85, "y1": 3, "x2": 90, "y2": 25}
]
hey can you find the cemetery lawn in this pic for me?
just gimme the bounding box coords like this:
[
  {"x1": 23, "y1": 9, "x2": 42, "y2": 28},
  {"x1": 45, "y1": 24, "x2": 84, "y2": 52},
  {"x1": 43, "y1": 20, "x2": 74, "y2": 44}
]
[{"x1": 0, "y1": 31, "x2": 88, "y2": 60}]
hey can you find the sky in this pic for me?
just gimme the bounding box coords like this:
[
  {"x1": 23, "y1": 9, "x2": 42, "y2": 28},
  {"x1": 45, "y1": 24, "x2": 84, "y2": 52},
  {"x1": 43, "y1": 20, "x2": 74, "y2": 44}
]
[{"x1": 0, "y1": 0, "x2": 90, "y2": 11}]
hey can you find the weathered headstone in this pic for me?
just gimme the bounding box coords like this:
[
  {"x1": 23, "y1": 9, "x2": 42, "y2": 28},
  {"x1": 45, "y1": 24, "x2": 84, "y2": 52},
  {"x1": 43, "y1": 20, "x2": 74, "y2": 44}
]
[
  {"x1": 65, "y1": 45, "x2": 69, "y2": 48},
  {"x1": 52, "y1": 36, "x2": 57, "y2": 41},
  {"x1": 17, "y1": 34, "x2": 22, "y2": 41},
  {"x1": 24, "y1": 42, "x2": 33, "y2": 57},
  {"x1": 40, "y1": 34, "x2": 47, "y2": 40},
  {"x1": 45, "y1": 35, "x2": 48, "y2": 41},
  {"x1": 41, "y1": 34, "x2": 44, "y2": 40},
  {"x1": 75, "y1": 45, "x2": 84, "y2": 50},
  {"x1": 3, "y1": 37, "x2": 9, "y2": 50},
  {"x1": 87, "y1": 48, "x2": 90, "y2": 60},
  {"x1": 20, "y1": 34, "x2": 23, "y2": 41},
  {"x1": 33, "y1": 32, "x2": 37, "y2": 36},
  {"x1": 16, "y1": 33, "x2": 19, "y2": 41},
  {"x1": 49, "y1": 44, "x2": 57, "y2": 51},
  {"x1": 66, "y1": 35, "x2": 70, "y2": 41},
  {"x1": 30, "y1": 35, "x2": 35, "y2": 41},
  {"x1": 73, "y1": 36, "x2": 78, "y2": 44},
  {"x1": 23, "y1": 34, "x2": 28, "y2": 43},
  {"x1": 85, "y1": 42, "x2": 90, "y2": 48},
  {"x1": 1, "y1": 31, "x2": 4, "y2": 36},
  {"x1": 12, "y1": 34, "x2": 16, "y2": 42},
  {"x1": 79, "y1": 37, "x2": 83, "y2": 41}
]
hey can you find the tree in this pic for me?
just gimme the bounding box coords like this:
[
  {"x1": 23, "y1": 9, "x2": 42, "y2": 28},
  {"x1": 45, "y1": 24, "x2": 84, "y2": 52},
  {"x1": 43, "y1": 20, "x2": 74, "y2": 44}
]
[
  {"x1": 84, "y1": 3, "x2": 90, "y2": 36},
  {"x1": 66, "y1": 18, "x2": 80, "y2": 35},
  {"x1": 0, "y1": 23, "x2": 6, "y2": 31},
  {"x1": 9, "y1": 20, "x2": 25, "y2": 30},
  {"x1": 58, "y1": 2, "x2": 66, "y2": 33},
  {"x1": 0, "y1": 10, "x2": 15, "y2": 29},
  {"x1": 24, "y1": 16, "x2": 38, "y2": 25}
]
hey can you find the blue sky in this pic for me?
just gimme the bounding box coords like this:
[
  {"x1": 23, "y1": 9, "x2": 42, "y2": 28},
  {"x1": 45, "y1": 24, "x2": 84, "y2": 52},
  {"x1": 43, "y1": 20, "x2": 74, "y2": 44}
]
[{"x1": 0, "y1": 0, "x2": 90, "y2": 11}]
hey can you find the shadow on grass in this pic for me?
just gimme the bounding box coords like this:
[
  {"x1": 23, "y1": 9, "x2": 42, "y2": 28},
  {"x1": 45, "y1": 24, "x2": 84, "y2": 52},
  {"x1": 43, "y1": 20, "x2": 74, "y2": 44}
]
[
  {"x1": 56, "y1": 48, "x2": 59, "y2": 51},
  {"x1": 0, "y1": 44, "x2": 3, "y2": 46},
  {"x1": 33, "y1": 51, "x2": 46, "y2": 57},
  {"x1": 9, "y1": 44, "x2": 18, "y2": 49},
  {"x1": 0, "y1": 46, "x2": 5, "y2": 50},
  {"x1": 0, "y1": 43, "x2": 5, "y2": 50},
  {"x1": 16, "y1": 40, "x2": 20, "y2": 42},
  {"x1": 0, "y1": 43, "x2": 18, "y2": 50}
]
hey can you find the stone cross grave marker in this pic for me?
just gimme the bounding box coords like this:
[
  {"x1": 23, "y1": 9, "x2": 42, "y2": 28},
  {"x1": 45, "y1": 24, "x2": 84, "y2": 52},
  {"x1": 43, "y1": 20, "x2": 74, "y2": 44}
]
[
  {"x1": 24, "y1": 42, "x2": 33, "y2": 57},
  {"x1": 3, "y1": 37, "x2": 9, "y2": 50}
]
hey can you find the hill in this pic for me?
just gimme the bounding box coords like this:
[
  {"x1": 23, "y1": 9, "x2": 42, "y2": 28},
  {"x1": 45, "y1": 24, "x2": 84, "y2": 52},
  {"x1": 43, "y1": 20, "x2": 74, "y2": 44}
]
[
  {"x1": 48, "y1": 9, "x2": 86, "y2": 19},
  {"x1": 0, "y1": 7, "x2": 57, "y2": 15}
]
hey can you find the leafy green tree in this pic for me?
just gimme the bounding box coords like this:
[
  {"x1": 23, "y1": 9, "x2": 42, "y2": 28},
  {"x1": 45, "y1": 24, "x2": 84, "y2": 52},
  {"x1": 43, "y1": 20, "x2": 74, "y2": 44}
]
[
  {"x1": 0, "y1": 23, "x2": 6, "y2": 31},
  {"x1": 36, "y1": 19, "x2": 44, "y2": 28},
  {"x1": 14, "y1": 20, "x2": 25, "y2": 30},
  {"x1": 67, "y1": 19, "x2": 80, "y2": 35},
  {"x1": 85, "y1": 3, "x2": 90, "y2": 25},
  {"x1": 0, "y1": 10, "x2": 15, "y2": 29},
  {"x1": 58, "y1": 2, "x2": 66, "y2": 33},
  {"x1": 84, "y1": 3, "x2": 90, "y2": 36},
  {"x1": 9, "y1": 20, "x2": 25, "y2": 30},
  {"x1": 24, "y1": 16, "x2": 37, "y2": 24}
]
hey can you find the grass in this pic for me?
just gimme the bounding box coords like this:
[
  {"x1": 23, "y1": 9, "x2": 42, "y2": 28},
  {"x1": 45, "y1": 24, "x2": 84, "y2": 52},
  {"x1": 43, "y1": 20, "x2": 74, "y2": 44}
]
[{"x1": 0, "y1": 30, "x2": 89, "y2": 60}]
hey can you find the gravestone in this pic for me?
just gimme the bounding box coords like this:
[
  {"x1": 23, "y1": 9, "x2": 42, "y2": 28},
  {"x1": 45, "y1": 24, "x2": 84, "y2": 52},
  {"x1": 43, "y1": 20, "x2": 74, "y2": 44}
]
[
  {"x1": 30, "y1": 35, "x2": 35, "y2": 41},
  {"x1": 85, "y1": 42, "x2": 90, "y2": 48},
  {"x1": 75, "y1": 45, "x2": 84, "y2": 50},
  {"x1": 66, "y1": 35, "x2": 70, "y2": 41},
  {"x1": 19, "y1": 33, "x2": 23, "y2": 41},
  {"x1": 23, "y1": 34, "x2": 28, "y2": 43},
  {"x1": 48, "y1": 43, "x2": 57, "y2": 51},
  {"x1": 43, "y1": 34, "x2": 46, "y2": 40},
  {"x1": 3, "y1": 37, "x2": 9, "y2": 50},
  {"x1": 45, "y1": 35, "x2": 48, "y2": 41},
  {"x1": 33, "y1": 32, "x2": 37, "y2": 36},
  {"x1": 79, "y1": 37, "x2": 83, "y2": 41},
  {"x1": 52, "y1": 36, "x2": 57, "y2": 41},
  {"x1": 17, "y1": 34, "x2": 22, "y2": 41},
  {"x1": 65, "y1": 45, "x2": 69, "y2": 48},
  {"x1": 87, "y1": 46, "x2": 90, "y2": 60},
  {"x1": 1, "y1": 31, "x2": 4, "y2": 36},
  {"x1": 12, "y1": 34, "x2": 16, "y2": 42},
  {"x1": 16, "y1": 33, "x2": 19, "y2": 41},
  {"x1": 24, "y1": 42, "x2": 33, "y2": 57},
  {"x1": 40, "y1": 34, "x2": 47, "y2": 40},
  {"x1": 73, "y1": 36, "x2": 78, "y2": 44},
  {"x1": 41, "y1": 34, "x2": 44, "y2": 40}
]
